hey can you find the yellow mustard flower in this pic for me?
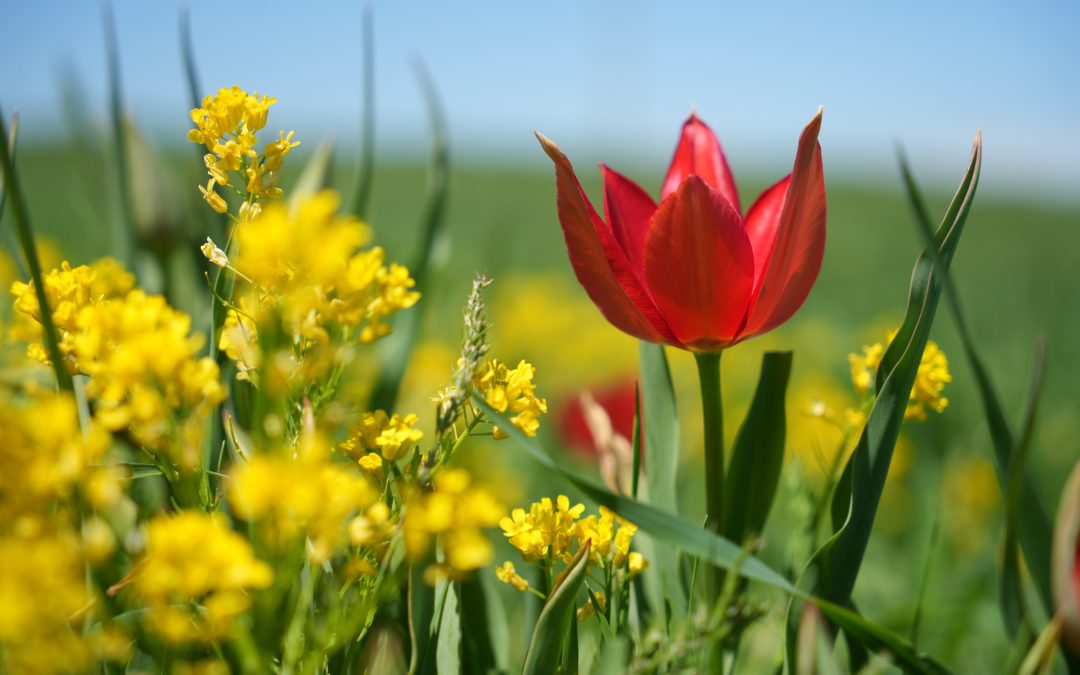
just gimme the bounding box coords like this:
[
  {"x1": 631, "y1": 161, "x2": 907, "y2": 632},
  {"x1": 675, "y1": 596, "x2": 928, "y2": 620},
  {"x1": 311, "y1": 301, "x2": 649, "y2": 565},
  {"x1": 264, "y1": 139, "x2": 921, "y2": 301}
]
[
  {"x1": 228, "y1": 437, "x2": 381, "y2": 562},
  {"x1": 473, "y1": 358, "x2": 548, "y2": 438},
  {"x1": 402, "y1": 468, "x2": 503, "y2": 582},
  {"x1": 499, "y1": 495, "x2": 585, "y2": 563},
  {"x1": 131, "y1": 511, "x2": 272, "y2": 645},
  {"x1": 495, "y1": 560, "x2": 530, "y2": 592},
  {"x1": 848, "y1": 331, "x2": 951, "y2": 422},
  {"x1": 0, "y1": 532, "x2": 94, "y2": 674},
  {"x1": 340, "y1": 410, "x2": 424, "y2": 462}
]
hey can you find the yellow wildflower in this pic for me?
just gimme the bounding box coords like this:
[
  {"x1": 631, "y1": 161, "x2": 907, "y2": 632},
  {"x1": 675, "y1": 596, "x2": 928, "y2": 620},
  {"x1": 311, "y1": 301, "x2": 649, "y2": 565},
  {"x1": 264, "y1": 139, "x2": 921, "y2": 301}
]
[
  {"x1": 264, "y1": 130, "x2": 299, "y2": 172},
  {"x1": 200, "y1": 237, "x2": 228, "y2": 268},
  {"x1": 228, "y1": 437, "x2": 381, "y2": 562},
  {"x1": 473, "y1": 359, "x2": 548, "y2": 438},
  {"x1": 848, "y1": 331, "x2": 951, "y2": 421},
  {"x1": 132, "y1": 511, "x2": 271, "y2": 645},
  {"x1": 499, "y1": 495, "x2": 585, "y2": 563},
  {"x1": 628, "y1": 551, "x2": 648, "y2": 577},
  {"x1": 340, "y1": 410, "x2": 424, "y2": 462},
  {"x1": 402, "y1": 468, "x2": 503, "y2": 580},
  {"x1": 0, "y1": 533, "x2": 93, "y2": 674},
  {"x1": 495, "y1": 561, "x2": 530, "y2": 592},
  {"x1": 198, "y1": 179, "x2": 228, "y2": 214}
]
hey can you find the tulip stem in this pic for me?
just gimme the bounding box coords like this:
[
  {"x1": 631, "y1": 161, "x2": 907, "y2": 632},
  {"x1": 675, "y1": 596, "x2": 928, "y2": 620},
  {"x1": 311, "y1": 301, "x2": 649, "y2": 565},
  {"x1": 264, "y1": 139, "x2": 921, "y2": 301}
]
[{"x1": 694, "y1": 351, "x2": 724, "y2": 590}]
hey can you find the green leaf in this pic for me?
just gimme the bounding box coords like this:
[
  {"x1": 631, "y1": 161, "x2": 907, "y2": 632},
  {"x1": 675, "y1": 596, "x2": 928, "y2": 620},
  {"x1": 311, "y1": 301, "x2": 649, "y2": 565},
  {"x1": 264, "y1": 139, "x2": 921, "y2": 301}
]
[
  {"x1": 723, "y1": 351, "x2": 792, "y2": 544},
  {"x1": 631, "y1": 383, "x2": 642, "y2": 500},
  {"x1": 350, "y1": 6, "x2": 376, "y2": 220},
  {"x1": 475, "y1": 395, "x2": 950, "y2": 673},
  {"x1": 523, "y1": 541, "x2": 591, "y2": 675},
  {"x1": 408, "y1": 564, "x2": 436, "y2": 675},
  {"x1": 0, "y1": 111, "x2": 25, "y2": 278},
  {"x1": 458, "y1": 575, "x2": 504, "y2": 674},
  {"x1": 102, "y1": 1, "x2": 136, "y2": 269},
  {"x1": 367, "y1": 61, "x2": 450, "y2": 413},
  {"x1": 637, "y1": 341, "x2": 686, "y2": 621},
  {"x1": 898, "y1": 147, "x2": 1055, "y2": 614},
  {"x1": 1001, "y1": 340, "x2": 1047, "y2": 638},
  {"x1": 0, "y1": 109, "x2": 72, "y2": 392},
  {"x1": 435, "y1": 581, "x2": 461, "y2": 675},
  {"x1": 817, "y1": 132, "x2": 982, "y2": 609}
]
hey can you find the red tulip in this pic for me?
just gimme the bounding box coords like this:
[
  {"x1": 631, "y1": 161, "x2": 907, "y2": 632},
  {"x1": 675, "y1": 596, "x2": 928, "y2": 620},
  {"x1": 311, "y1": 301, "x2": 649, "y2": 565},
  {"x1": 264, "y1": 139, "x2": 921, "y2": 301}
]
[
  {"x1": 537, "y1": 110, "x2": 826, "y2": 352},
  {"x1": 558, "y1": 379, "x2": 640, "y2": 460}
]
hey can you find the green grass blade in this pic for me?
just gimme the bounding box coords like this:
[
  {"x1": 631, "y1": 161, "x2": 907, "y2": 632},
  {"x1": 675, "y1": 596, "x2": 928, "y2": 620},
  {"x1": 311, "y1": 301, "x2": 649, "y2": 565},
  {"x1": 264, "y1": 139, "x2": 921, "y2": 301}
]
[
  {"x1": 723, "y1": 350, "x2": 792, "y2": 544},
  {"x1": 458, "y1": 576, "x2": 503, "y2": 673},
  {"x1": 435, "y1": 581, "x2": 461, "y2": 675},
  {"x1": 817, "y1": 132, "x2": 981, "y2": 609},
  {"x1": 367, "y1": 61, "x2": 449, "y2": 413},
  {"x1": 102, "y1": 1, "x2": 136, "y2": 269},
  {"x1": 0, "y1": 111, "x2": 27, "y2": 278},
  {"x1": 631, "y1": 382, "x2": 642, "y2": 500},
  {"x1": 476, "y1": 396, "x2": 951, "y2": 673},
  {"x1": 522, "y1": 541, "x2": 591, "y2": 675},
  {"x1": 898, "y1": 148, "x2": 1054, "y2": 612},
  {"x1": 0, "y1": 108, "x2": 73, "y2": 392},
  {"x1": 350, "y1": 6, "x2": 376, "y2": 219},
  {"x1": 289, "y1": 140, "x2": 337, "y2": 209},
  {"x1": 1001, "y1": 339, "x2": 1047, "y2": 637},
  {"x1": 408, "y1": 564, "x2": 436, "y2": 675},
  {"x1": 637, "y1": 342, "x2": 686, "y2": 620}
]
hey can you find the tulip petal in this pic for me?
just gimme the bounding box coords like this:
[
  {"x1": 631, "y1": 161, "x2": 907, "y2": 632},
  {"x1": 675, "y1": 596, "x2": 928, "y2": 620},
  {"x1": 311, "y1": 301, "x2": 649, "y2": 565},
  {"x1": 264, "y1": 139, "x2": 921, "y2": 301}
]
[
  {"x1": 601, "y1": 164, "x2": 657, "y2": 274},
  {"x1": 739, "y1": 109, "x2": 826, "y2": 340},
  {"x1": 536, "y1": 132, "x2": 681, "y2": 346},
  {"x1": 644, "y1": 176, "x2": 754, "y2": 350},
  {"x1": 743, "y1": 175, "x2": 790, "y2": 290},
  {"x1": 661, "y1": 114, "x2": 741, "y2": 213}
]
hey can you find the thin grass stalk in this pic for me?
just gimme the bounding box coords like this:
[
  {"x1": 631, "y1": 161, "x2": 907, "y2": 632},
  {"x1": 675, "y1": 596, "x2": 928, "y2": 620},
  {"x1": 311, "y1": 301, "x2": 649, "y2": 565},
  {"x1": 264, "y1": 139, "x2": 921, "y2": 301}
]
[
  {"x1": 102, "y1": 2, "x2": 136, "y2": 268},
  {"x1": 350, "y1": 6, "x2": 376, "y2": 219},
  {"x1": 0, "y1": 108, "x2": 73, "y2": 391}
]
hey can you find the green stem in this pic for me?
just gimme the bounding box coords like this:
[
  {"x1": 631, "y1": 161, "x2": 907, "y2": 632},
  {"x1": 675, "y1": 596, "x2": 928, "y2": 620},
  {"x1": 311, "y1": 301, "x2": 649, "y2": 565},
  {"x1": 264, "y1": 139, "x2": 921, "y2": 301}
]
[{"x1": 694, "y1": 351, "x2": 724, "y2": 673}]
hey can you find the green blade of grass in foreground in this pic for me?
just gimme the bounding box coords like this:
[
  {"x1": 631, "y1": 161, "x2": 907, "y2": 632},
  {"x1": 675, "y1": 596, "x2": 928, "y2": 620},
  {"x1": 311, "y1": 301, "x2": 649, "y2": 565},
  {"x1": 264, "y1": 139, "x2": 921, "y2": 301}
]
[
  {"x1": 522, "y1": 541, "x2": 591, "y2": 675},
  {"x1": 723, "y1": 350, "x2": 792, "y2": 546},
  {"x1": 102, "y1": 1, "x2": 136, "y2": 269},
  {"x1": 638, "y1": 341, "x2": 687, "y2": 620},
  {"x1": 0, "y1": 108, "x2": 72, "y2": 392},
  {"x1": 475, "y1": 396, "x2": 951, "y2": 673},
  {"x1": 817, "y1": 132, "x2": 982, "y2": 608},
  {"x1": 0, "y1": 111, "x2": 27, "y2": 278},
  {"x1": 898, "y1": 149, "x2": 1055, "y2": 615},
  {"x1": 368, "y1": 60, "x2": 450, "y2": 413},
  {"x1": 350, "y1": 6, "x2": 376, "y2": 220}
]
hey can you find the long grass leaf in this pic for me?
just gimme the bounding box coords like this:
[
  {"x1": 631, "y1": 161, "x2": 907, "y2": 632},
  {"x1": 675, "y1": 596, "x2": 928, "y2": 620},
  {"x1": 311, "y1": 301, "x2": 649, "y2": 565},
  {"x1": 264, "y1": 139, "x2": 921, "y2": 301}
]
[
  {"x1": 723, "y1": 350, "x2": 792, "y2": 544},
  {"x1": 0, "y1": 111, "x2": 27, "y2": 278},
  {"x1": 817, "y1": 133, "x2": 981, "y2": 609},
  {"x1": 638, "y1": 341, "x2": 686, "y2": 620},
  {"x1": 367, "y1": 61, "x2": 449, "y2": 412},
  {"x1": 350, "y1": 6, "x2": 376, "y2": 219},
  {"x1": 1001, "y1": 340, "x2": 1047, "y2": 637},
  {"x1": 102, "y1": 2, "x2": 136, "y2": 268},
  {"x1": 522, "y1": 541, "x2": 591, "y2": 675},
  {"x1": 898, "y1": 148, "x2": 1054, "y2": 612},
  {"x1": 0, "y1": 109, "x2": 72, "y2": 391}
]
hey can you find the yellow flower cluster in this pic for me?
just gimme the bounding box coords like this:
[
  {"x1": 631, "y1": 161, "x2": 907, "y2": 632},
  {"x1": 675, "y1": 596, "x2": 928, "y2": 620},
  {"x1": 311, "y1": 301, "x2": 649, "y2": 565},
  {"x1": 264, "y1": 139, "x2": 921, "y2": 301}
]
[
  {"x1": 403, "y1": 468, "x2": 504, "y2": 583},
  {"x1": 131, "y1": 511, "x2": 273, "y2": 645},
  {"x1": 849, "y1": 332, "x2": 952, "y2": 421},
  {"x1": 187, "y1": 86, "x2": 297, "y2": 211},
  {"x1": 221, "y1": 191, "x2": 420, "y2": 384},
  {"x1": 0, "y1": 391, "x2": 116, "y2": 528},
  {"x1": 71, "y1": 290, "x2": 225, "y2": 469},
  {"x1": 339, "y1": 410, "x2": 424, "y2": 466},
  {"x1": 10, "y1": 261, "x2": 225, "y2": 470},
  {"x1": 496, "y1": 497, "x2": 647, "y2": 593},
  {"x1": 473, "y1": 358, "x2": 548, "y2": 438},
  {"x1": 0, "y1": 533, "x2": 95, "y2": 674},
  {"x1": 228, "y1": 437, "x2": 383, "y2": 563},
  {"x1": 499, "y1": 495, "x2": 584, "y2": 563},
  {"x1": 9, "y1": 258, "x2": 133, "y2": 370}
]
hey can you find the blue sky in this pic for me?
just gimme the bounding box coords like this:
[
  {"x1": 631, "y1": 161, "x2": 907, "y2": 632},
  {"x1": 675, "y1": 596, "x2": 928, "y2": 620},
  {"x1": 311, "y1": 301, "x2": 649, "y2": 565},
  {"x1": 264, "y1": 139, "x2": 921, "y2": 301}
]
[{"x1": 2, "y1": 0, "x2": 1078, "y2": 199}]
